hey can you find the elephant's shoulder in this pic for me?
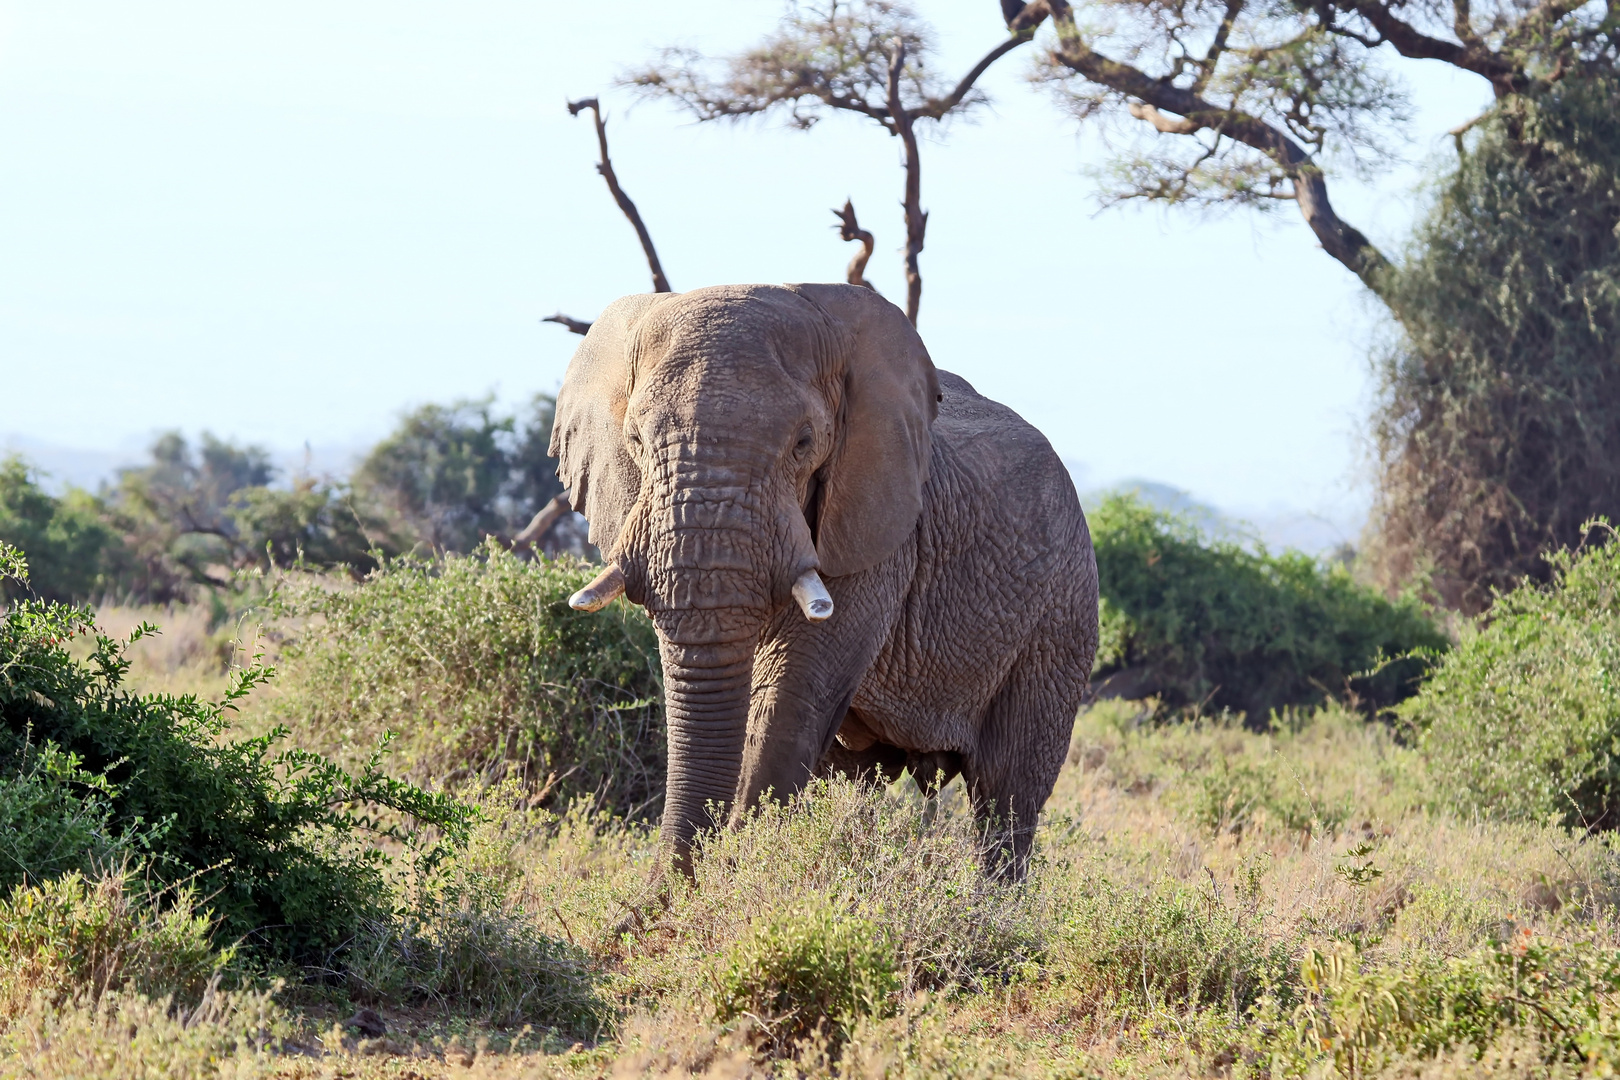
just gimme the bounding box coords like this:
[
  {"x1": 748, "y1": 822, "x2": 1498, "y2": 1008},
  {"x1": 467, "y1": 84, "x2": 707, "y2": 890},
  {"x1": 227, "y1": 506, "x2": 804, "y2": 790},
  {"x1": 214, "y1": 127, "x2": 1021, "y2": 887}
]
[{"x1": 928, "y1": 369, "x2": 1078, "y2": 509}]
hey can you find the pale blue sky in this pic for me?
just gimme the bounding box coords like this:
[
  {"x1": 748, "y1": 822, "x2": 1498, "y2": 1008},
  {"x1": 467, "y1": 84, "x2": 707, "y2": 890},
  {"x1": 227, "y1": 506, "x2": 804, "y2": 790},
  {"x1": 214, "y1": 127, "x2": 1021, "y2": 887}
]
[{"x1": 0, "y1": 1, "x2": 1493, "y2": 544}]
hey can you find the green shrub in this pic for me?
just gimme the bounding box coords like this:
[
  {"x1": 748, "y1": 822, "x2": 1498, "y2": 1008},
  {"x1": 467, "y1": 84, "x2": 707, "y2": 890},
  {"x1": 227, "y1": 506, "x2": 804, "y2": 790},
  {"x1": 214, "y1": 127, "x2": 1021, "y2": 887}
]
[
  {"x1": 0, "y1": 542, "x2": 473, "y2": 965},
  {"x1": 632, "y1": 778, "x2": 1041, "y2": 1030},
  {"x1": 712, "y1": 905, "x2": 899, "y2": 1052},
  {"x1": 1405, "y1": 526, "x2": 1620, "y2": 829},
  {"x1": 1369, "y1": 74, "x2": 1620, "y2": 614},
  {"x1": 0, "y1": 742, "x2": 136, "y2": 889},
  {"x1": 0, "y1": 871, "x2": 229, "y2": 1014},
  {"x1": 271, "y1": 543, "x2": 664, "y2": 814},
  {"x1": 1258, "y1": 935, "x2": 1620, "y2": 1074},
  {"x1": 1179, "y1": 751, "x2": 1347, "y2": 838},
  {"x1": 1091, "y1": 493, "x2": 1447, "y2": 720},
  {"x1": 0, "y1": 456, "x2": 124, "y2": 605},
  {"x1": 1045, "y1": 857, "x2": 1292, "y2": 1014},
  {"x1": 343, "y1": 786, "x2": 604, "y2": 1034},
  {"x1": 0, "y1": 982, "x2": 287, "y2": 1076}
]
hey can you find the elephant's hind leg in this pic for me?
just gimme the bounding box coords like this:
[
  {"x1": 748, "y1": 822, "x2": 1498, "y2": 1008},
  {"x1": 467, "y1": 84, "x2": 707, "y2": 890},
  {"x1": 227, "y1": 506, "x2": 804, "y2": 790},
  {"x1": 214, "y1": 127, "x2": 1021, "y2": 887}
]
[{"x1": 961, "y1": 648, "x2": 1084, "y2": 880}]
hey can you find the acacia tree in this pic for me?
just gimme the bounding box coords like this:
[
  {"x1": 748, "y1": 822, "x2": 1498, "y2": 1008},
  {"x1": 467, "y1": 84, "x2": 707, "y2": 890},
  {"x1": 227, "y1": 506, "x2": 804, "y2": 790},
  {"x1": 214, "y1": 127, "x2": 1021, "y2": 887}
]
[
  {"x1": 1002, "y1": 0, "x2": 1619, "y2": 605},
  {"x1": 626, "y1": 0, "x2": 1042, "y2": 324},
  {"x1": 1007, "y1": 0, "x2": 1617, "y2": 295}
]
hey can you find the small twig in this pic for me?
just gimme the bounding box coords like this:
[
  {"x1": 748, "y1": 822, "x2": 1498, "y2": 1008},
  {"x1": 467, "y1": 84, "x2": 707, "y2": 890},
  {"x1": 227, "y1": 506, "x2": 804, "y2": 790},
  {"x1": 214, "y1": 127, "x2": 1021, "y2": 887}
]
[
  {"x1": 551, "y1": 904, "x2": 578, "y2": 947},
  {"x1": 567, "y1": 97, "x2": 672, "y2": 293},
  {"x1": 542, "y1": 313, "x2": 593, "y2": 336},
  {"x1": 832, "y1": 200, "x2": 878, "y2": 291},
  {"x1": 1449, "y1": 109, "x2": 1490, "y2": 154}
]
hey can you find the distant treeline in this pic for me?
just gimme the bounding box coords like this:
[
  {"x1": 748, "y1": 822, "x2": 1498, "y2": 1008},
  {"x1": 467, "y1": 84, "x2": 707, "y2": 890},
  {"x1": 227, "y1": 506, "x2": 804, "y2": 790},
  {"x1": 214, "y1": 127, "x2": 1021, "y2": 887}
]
[{"x1": 0, "y1": 395, "x2": 564, "y2": 604}]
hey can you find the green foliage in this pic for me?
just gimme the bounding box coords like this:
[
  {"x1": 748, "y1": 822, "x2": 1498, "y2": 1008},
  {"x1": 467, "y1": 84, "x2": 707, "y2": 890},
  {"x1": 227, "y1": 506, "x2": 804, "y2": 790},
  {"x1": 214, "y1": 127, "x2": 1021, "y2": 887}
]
[
  {"x1": 271, "y1": 542, "x2": 663, "y2": 814},
  {"x1": 1046, "y1": 857, "x2": 1292, "y2": 1015},
  {"x1": 0, "y1": 742, "x2": 140, "y2": 889},
  {"x1": 226, "y1": 479, "x2": 388, "y2": 576},
  {"x1": 1371, "y1": 74, "x2": 1620, "y2": 612},
  {"x1": 635, "y1": 778, "x2": 1042, "y2": 1018},
  {"x1": 0, "y1": 871, "x2": 229, "y2": 1013},
  {"x1": 1404, "y1": 525, "x2": 1620, "y2": 829},
  {"x1": 1179, "y1": 749, "x2": 1347, "y2": 838},
  {"x1": 0, "y1": 541, "x2": 474, "y2": 964},
  {"x1": 1259, "y1": 935, "x2": 1620, "y2": 1074},
  {"x1": 0, "y1": 982, "x2": 288, "y2": 1076},
  {"x1": 104, "y1": 431, "x2": 276, "y2": 599},
  {"x1": 343, "y1": 783, "x2": 604, "y2": 1034},
  {"x1": 1, "y1": 397, "x2": 568, "y2": 607},
  {"x1": 0, "y1": 456, "x2": 123, "y2": 604},
  {"x1": 351, "y1": 395, "x2": 563, "y2": 554},
  {"x1": 712, "y1": 905, "x2": 899, "y2": 1052},
  {"x1": 1091, "y1": 492, "x2": 1447, "y2": 719}
]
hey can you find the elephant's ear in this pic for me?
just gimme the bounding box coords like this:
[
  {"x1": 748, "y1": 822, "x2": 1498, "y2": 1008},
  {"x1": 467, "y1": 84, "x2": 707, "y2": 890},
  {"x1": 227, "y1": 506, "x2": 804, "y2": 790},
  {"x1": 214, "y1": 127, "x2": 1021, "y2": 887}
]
[
  {"x1": 789, "y1": 283, "x2": 940, "y2": 578},
  {"x1": 550, "y1": 293, "x2": 670, "y2": 556}
]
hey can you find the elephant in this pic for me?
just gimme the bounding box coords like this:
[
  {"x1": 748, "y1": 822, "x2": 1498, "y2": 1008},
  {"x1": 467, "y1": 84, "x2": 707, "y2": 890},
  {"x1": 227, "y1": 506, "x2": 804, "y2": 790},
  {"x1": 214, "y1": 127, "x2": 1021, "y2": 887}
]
[{"x1": 551, "y1": 282, "x2": 1099, "y2": 878}]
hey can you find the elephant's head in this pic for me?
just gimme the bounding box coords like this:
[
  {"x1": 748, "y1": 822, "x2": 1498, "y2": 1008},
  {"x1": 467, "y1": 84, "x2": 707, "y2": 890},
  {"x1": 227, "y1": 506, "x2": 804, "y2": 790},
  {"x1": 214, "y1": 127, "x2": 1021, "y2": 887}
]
[{"x1": 550, "y1": 283, "x2": 939, "y2": 868}]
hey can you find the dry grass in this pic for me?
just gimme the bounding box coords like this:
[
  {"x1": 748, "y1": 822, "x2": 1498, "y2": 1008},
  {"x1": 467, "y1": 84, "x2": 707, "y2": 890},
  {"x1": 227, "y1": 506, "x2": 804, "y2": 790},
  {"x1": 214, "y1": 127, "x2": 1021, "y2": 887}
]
[
  {"x1": 84, "y1": 602, "x2": 271, "y2": 700},
  {"x1": 7, "y1": 620, "x2": 1620, "y2": 1078}
]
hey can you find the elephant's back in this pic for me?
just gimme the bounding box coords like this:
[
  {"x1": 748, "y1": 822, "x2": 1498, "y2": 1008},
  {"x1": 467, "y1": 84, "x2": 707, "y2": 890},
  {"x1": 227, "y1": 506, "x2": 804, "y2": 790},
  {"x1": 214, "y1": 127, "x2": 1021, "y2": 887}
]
[{"x1": 929, "y1": 370, "x2": 1090, "y2": 575}]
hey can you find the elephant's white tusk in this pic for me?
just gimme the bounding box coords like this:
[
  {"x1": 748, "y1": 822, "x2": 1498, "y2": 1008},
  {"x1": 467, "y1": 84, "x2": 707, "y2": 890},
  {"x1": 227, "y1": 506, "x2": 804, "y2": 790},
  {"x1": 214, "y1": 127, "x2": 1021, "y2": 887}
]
[
  {"x1": 792, "y1": 569, "x2": 834, "y2": 622},
  {"x1": 569, "y1": 563, "x2": 626, "y2": 612}
]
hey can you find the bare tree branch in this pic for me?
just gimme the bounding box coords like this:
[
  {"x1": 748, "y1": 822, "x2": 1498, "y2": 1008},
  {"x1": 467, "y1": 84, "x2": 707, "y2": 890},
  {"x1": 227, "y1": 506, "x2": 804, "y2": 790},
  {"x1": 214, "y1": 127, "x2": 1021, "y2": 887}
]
[
  {"x1": 567, "y1": 97, "x2": 672, "y2": 293},
  {"x1": 631, "y1": 4, "x2": 1037, "y2": 325},
  {"x1": 1128, "y1": 102, "x2": 1200, "y2": 135},
  {"x1": 1339, "y1": 1, "x2": 1520, "y2": 93},
  {"x1": 888, "y1": 40, "x2": 927, "y2": 325},
  {"x1": 833, "y1": 200, "x2": 879, "y2": 290},
  {"x1": 543, "y1": 313, "x2": 594, "y2": 335},
  {"x1": 513, "y1": 493, "x2": 572, "y2": 548},
  {"x1": 1195, "y1": 0, "x2": 1246, "y2": 94},
  {"x1": 915, "y1": 23, "x2": 1042, "y2": 119}
]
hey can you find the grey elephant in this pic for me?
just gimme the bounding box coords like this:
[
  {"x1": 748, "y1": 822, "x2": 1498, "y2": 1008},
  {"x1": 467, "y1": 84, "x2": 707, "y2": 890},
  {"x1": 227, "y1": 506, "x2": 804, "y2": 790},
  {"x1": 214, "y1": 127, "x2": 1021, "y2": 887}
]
[{"x1": 551, "y1": 283, "x2": 1098, "y2": 877}]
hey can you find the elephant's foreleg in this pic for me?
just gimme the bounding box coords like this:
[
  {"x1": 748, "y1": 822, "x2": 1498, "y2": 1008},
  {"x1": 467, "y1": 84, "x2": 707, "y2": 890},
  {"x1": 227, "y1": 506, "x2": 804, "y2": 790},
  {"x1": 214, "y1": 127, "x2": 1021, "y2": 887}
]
[{"x1": 736, "y1": 579, "x2": 899, "y2": 816}]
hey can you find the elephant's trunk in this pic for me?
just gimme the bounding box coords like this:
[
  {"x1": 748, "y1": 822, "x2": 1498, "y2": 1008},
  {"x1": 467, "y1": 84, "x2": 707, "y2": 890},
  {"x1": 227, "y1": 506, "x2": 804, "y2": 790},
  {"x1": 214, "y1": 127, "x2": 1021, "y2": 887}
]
[
  {"x1": 656, "y1": 628, "x2": 758, "y2": 869},
  {"x1": 637, "y1": 452, "x2": 812, "y2": 872}
]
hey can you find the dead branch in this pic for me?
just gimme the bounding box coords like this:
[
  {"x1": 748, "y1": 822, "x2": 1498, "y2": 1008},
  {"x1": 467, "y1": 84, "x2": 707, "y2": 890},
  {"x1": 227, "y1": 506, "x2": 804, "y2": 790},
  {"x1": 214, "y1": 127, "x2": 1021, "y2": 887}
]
[
  {"x1": 543, "y1": 313, "x2": 594, "y2": 336},
  {"x1": 915, "y1": 18, "x2": 1043, "y2": 120},
  {"x1": 832, "y1": 200, "x2": 878, "y2": 291},
  {"x1": 887, "y1": 41, "x2": 927, "y2": 325},
  {"x1": 513, "y1": 494, "x2": 573, "y2": 548},
  {"x1": 567, "y1": 97, "x2": 672, "y2": 293}
]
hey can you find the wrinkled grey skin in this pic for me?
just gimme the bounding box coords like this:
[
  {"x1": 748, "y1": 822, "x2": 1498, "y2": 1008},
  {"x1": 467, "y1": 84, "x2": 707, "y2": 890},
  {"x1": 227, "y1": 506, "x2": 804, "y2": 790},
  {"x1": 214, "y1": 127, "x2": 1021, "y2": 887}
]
[{"x1": 551, "y1": 283, "x2": 1098, "y2": 878}]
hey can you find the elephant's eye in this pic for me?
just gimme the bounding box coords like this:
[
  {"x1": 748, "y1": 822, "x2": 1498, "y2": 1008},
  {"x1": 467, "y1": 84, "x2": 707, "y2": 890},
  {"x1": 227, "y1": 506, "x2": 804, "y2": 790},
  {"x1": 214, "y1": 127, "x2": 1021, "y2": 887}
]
[{"x1": 794, "y1": 429, "x2": 814, "y2": 458}]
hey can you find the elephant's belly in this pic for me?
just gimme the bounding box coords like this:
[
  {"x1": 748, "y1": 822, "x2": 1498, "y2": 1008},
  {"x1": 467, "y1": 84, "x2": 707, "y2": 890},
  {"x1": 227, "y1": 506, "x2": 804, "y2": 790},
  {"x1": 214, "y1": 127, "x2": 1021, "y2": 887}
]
[{"x1": 846, "y1": 599, "x2": 1025, "y2": 755}]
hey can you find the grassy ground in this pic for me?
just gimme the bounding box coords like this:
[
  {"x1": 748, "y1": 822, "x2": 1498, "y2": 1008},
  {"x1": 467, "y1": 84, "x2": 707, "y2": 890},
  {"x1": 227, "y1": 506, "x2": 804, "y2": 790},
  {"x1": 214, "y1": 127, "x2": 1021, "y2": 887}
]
[{"x1": 11, "y1": 603, "x2": 1619, "y2": 1078}]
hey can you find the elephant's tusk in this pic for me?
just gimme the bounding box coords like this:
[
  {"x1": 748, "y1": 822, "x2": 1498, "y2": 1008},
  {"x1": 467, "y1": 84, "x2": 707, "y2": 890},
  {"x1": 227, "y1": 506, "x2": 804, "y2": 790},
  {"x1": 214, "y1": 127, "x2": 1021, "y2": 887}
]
[
  {"x1": 569, "y1": 563, "x2": 626, "y2": 612},
  {"x1": 792, "y1": 569, "x2": 834, "y2": 622}
]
